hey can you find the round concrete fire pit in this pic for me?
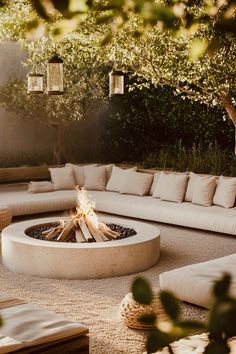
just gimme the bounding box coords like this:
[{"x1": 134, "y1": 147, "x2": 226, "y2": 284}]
[{"x1": 1, "y1": 216, "x2": 160, "y2": 279}]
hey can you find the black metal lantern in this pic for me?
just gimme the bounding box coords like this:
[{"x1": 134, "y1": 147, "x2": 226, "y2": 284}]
[
  {"x1": 47, "y1": 54, "x2": 63, "y2": 95},
  {"x1": 27, "y1": 73, "x2": 44, "y2": 94},
  {"x1": 109, "y1": 70, "x2": 124, "y2": 97}
]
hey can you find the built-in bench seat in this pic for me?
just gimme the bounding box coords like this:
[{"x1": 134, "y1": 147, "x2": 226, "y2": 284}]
[{"x1": 1, "y1": 184, "x2": 236, "y2": 236}]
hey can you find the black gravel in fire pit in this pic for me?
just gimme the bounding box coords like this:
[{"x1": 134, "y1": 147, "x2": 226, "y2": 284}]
[{"x1": 25, "y1": 222, "x2": 137, "y2": 243}]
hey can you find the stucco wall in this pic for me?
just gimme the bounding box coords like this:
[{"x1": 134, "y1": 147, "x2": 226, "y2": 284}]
[{"x1": 0, "y1": 41, "x2": 104, "y2": 167}]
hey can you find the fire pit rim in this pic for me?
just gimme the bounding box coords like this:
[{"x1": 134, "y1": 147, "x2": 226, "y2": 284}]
[{"x1": 4, "y1": 217, "x2": 160, "y2": 249}]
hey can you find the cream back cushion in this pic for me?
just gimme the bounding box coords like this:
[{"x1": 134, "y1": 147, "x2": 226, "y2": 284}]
[
  {"x1": 120, "y1": 171, "x2": 153, "y2": 196},
  {"x1": 153, "y1": 172, "x2": 188, "y2": 203},
  {"x1": 66, "y1": 163, "x2": 97, "y2": 187},
  {"x1": 184, "y1": 172, "x2": 197, "y2": 202},
  {"x1": 83, "y1": 165, "x2": 107, "y2": 191},
  {"x1": 28, "y1": 181, "x2": 54, "y2": 193},
  {"x1": 192, "y1": 175, "x2": 216, "y2": 206},
  {"x1": 106, "y1": 166, "x2": 137, "y2": 192},
  {"x1": 100, "y1": 164, "x2": 114, "y2": 182},
  {"x1": 185, "y1": 172, "x2": 215, "y2": 202},
  {"x1": 213, "y1": 175, "x2": 236, "y2": 208},
  {"x1": 49, "y1": 167, "x2": 75, "y2": 190},
  {"x1": 150, "y1": 172, "x2": 161, "y2": 195},
  {"x1": 153, "y1": 171, "x2": 188, "y2": 199}
]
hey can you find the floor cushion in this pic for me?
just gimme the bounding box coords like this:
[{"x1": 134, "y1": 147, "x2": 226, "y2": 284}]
[
  {"x1": 0, "y1": 294, "x2": 88, "y2": 353},
  {"x1": 159, "y1": 253, "x2": 236, "y2": 309}
]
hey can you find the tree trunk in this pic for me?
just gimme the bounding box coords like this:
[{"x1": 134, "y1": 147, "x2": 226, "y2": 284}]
[
  {"x1": 52, "y1": 124, "x2": 64, "y2": 165},
  {"x1": 217, "y1": 91, "x2": 236, "y2": 155}
]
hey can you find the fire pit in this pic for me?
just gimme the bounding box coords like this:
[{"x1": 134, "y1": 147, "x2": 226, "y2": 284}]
[{"x1": 1, "y1": 190, "x2": 160, "y2": 279}]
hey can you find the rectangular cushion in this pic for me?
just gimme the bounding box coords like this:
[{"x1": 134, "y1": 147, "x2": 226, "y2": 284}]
[
  {"x1": 160, "y1": 253, "x2": 236, "y2": 309},
  {"x1": 213, "y1": 175, "x2": 236, "y2": 208},
  {"x1": 120, "y1": 171, "x2": 153, "y2": 196}
]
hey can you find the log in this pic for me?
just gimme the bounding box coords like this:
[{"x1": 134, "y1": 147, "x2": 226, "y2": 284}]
[
  {"x1": 85, "y1": 219, "x2": 105, "y2": 242},
  {"x1": 57, "y1": 219, "x2": 75, "y2": 242},
  {"x1": 79, "y1": 218, "x2": 94, "y2": 242},
  {"x1": 75, "y1": 230, "x2": 86, "y2": 243},
  {"x1": 42, "y1": 225, "x2": 63, "y2": 240},
  {"x1": 99, "y1": 223, "x2": 119, "y2": 240}
]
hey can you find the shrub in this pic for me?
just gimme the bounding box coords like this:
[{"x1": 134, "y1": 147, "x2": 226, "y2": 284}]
[
  {"x1": 101, "y1": 84, "x2": 234, "y2": 164},
  {"x1": 143, "y1": 142, "x2": 236, "y2": 176}
]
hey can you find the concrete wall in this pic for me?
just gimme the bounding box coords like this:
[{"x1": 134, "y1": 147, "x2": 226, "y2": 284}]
[{"x1": 0, "y1": 41, "x2": 104, "y2": 167}]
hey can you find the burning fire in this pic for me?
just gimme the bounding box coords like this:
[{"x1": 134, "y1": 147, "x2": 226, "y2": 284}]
[{"x1": 43, "y1": 187, "x2": 118, "y2": 243}]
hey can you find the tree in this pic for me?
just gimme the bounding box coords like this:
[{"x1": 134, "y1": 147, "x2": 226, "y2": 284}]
[
  {"x1": 0, "y1": 34, "x2": 107, "y2": 164},
  {"x1": 1, "y1": 0, "x2": 236, "y2": 49},
  {"x1": 103, "y1": 16, "x2": 236, "y2": 154}
]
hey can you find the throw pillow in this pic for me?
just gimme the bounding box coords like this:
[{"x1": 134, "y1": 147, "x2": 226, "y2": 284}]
[
  {"x1": 49, "y1": 167, "x2": 76, "y2": 190},
  {"x1": 120, "y1": 171, "x2": 153, "y2": 196},
  {"x1": 184, "y1": 172, "x2": 215, "y2": 202},
  {"x1": 28, "y1": 181, "x2": 54, "y2": 193},
  {"x1": 99, "y1": 164, "x2": 114, "y2": 182},
  {"x1": 192, "y1": 175, "x2": 217, "y2": 206},
  {"x1": 66, "y1": 163, "x2": 97, "y2": 187},
  {"x1": 213, "y1": 175, "x2": 236, "y2": 208},
  {"x1": 149, "y1": 172, "x2": 161, "y2": 195},
  {"x1": 83, "y1": 165, "x2": 107, "y2": 191},
  {"x1": 153, "y1": 171, "x2": 188, "y2": 199},
  {"x1": 153, "y1": 172, "x2": 188, "y2": 203},
  {"x1": 106, "y1": 165, "x2": 137, "y2": 192}
]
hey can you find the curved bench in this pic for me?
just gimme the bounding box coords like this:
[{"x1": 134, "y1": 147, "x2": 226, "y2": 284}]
[{"x1": 0, "y1": 185, "x2": 236, "y2": 236}]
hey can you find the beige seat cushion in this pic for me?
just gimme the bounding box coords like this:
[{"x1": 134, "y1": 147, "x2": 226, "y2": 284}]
[
  {"x1": 49, "y1": 167, "x2": 75, "y2": 190},
  {"x1": 213, "y1": 175, "x2": 236, "y2": 208},
  {"x1": 106, "y1": 166, "x2": 137, "y2": 192},
  {"x1": 120, "y1": 171, "x2": 153, "y2": 196},
  {"x1": 192, "y1": 175, "x2": 216, "y2": 206},
  {"x1": 153, "y1": 172, "x2": 188, "y2": 202},
  {"x1": 0, "y1": 301, "x2": 88, "y2": 353},
  {"x1": 83, "y1": 165, "x2": 107, "y2": 191},
  {"x1": 160, "y1": 253, "x2": 236, "y2": 309}
]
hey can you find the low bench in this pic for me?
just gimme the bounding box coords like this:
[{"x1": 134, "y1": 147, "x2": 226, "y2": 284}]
[{"x1": 0, "y1": 294, "x2": 89, "y2": 353}]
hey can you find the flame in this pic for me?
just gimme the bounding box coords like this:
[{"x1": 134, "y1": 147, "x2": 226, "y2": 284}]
[{"x1": 74, "y1": 187, "x2": 99, "y2": 228}]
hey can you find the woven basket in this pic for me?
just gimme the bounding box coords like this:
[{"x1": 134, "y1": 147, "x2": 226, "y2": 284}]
[
  {"x1": 0, "y1": 206, "x2": 12, "y2": 231},
  {"x1": 119, "y1": 292, "x2": 166, "y2": 330}
]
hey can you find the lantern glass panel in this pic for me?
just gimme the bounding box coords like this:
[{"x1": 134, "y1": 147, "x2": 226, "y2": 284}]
[
  {"x1": 109, "y1": 73, "x2": 124, "y2": 97},
  {"x1": 47, "y1": 62, "x2": 63, "y2": 94},
  {"x1": 27, "y1": 74, "x2": 43, "y2": 94}
]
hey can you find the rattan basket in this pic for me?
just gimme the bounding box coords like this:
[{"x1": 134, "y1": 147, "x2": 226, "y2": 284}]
[
  {"x1": 119, "y1": 292, "x2": 166, "y2": 330},
  {"x1": 0, "y1": 205, "x2": 12, "y2": 231}
]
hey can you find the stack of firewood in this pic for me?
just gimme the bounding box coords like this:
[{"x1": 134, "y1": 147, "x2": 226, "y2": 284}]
[{"x1": 42, "y1": 188, "x2": 119, "y2": 243}]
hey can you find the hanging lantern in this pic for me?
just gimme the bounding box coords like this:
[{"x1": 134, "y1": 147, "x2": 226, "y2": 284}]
[
  {"x1": 109, "y1": 70, "x2": 124, "y2": 97},
  {"x1": 47, "y1": 54, "x2": 63, "y2": 95},
  {"x1": 27, "y1": 73, "x2": 44, "y2": 94}
]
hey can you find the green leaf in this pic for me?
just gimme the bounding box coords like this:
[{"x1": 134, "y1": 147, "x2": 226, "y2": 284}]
[
  {"x1": 147, "y1": 329, "x2": 171, "y2": 354},
  {"x1": 132, "y1": 277, "x2": 153, "y2": 305},
  {"x1": 140, "y1": 313, "x2": 157, "y2": 325},
  {"x1": 100, "y1": 32, "x2": 112, "y2": 46},
  {"x1": 160, "y1": 291, "x2": 180, "y2": 321},
  {"x1": 213, "y1": 273, "x2": 231, "y2": 300},
  {"x1": 69, "y1": 0, "x2": 89, "y2": 13},
  {"x1": 189, "y1": 38, "x2": 208, "y2": 60}
]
